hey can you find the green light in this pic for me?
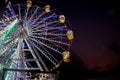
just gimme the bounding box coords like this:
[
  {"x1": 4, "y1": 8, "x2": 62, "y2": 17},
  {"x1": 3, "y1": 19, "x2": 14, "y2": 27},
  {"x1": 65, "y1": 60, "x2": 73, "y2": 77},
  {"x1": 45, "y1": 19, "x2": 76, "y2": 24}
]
[{"x1": 0, "y1": 19, "x2": 19, "y2": 45}]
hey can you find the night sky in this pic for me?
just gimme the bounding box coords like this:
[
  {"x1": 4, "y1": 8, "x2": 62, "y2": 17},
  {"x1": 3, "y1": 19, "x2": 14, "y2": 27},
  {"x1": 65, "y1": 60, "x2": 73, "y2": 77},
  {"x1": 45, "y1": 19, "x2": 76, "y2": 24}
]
[
  {"x1": 48, "y1": 0, "x2": 120, "y2": 79},
  {"x1": 54, "y1": 0, "x2": 120, "y2": 80},
  {"x1": 0, "y1": 0, "x2": 120, "y2": 80}
]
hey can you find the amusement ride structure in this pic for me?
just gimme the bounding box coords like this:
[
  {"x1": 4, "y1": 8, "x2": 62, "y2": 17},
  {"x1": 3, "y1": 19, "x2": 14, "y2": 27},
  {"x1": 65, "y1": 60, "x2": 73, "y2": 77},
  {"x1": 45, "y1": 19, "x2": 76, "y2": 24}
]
[{"x1": 0, "y1": 0, "x2": 74, "y2": 79}]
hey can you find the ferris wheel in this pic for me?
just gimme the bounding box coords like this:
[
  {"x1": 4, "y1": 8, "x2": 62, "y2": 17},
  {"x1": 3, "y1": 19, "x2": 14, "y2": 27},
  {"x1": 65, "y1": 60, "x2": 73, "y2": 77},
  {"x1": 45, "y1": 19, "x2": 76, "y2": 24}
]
[{"x1": 0, "y1": 0, "x2": 74, "y2": 79}]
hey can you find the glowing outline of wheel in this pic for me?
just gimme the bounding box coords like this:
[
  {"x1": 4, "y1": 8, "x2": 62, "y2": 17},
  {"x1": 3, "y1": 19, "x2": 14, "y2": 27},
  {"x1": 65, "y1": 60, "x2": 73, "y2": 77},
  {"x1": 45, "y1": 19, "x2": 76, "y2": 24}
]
[{"x1": 0, "y1": 1, "x2": 73, "y2": 79}]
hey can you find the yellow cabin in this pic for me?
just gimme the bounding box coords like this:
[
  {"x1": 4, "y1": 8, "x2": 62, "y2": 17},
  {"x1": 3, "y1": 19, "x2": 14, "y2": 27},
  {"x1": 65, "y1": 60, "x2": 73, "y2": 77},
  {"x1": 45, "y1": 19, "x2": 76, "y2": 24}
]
[
  {"x1": 63, "y1": 51, "x2": 71, "y2": 63},
  {"x1": 67, "y1": 30, "x2": 74, "y2": 40},
  {"x1": 6, "y1": 4, "x2": 10, "y2": 8},
  {"x1": 26, "y1": 0, "x2": 32, "y2": 8},
  {"x1": 45, "y1": 5, "x2": 50, "y2": 13},
  {"x1": 40, "y1": 73, "x2": 48, "y2": 77},
  {"x1": 59, "y1": 15, "x2": 65, "y2": 23}
]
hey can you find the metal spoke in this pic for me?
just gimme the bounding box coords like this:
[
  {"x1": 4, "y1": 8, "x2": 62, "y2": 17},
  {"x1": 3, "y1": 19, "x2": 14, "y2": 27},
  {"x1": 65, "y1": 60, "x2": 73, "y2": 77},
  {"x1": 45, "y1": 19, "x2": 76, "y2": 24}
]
[
  {"x1": 28, "y1": 36, "x2": 59, "y2": 63},
  {"x1": 26, "y1": 37, "x2": 49, "y2": 71},
  {"x1": 27, "y1": 37, "x2": 57, "y2": 66},
  {"x1": 28, "y1": 6, "x2": 39, "y2": 22},
  {"x1": 30, "y1": 35, "x2": 69, "y2": 46},
  {"x1": 24, "y1": 38, "x2": 43, "y2": 71},
  {"x1": 18, "y1": 4, "x2": 21, "y2": 20},
  {"x1": 29, "y1": 37, "x2": 62, "y2": 54}
]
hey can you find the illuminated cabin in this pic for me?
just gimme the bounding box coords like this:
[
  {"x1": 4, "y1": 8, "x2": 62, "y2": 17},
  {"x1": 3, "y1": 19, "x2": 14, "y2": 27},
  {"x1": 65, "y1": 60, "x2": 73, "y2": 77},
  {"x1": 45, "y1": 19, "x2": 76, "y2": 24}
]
[
  {"x1": 6, "y1": 2, "x2": 10, "y2": 8},
  {"x1": 6, "y1": 4, "x2": 9, "y2": 8},
  {"x1": 67, "y1": 30, "x2": 74, "y2": 41},
  {"x1": 40, "y1": 73, "x2": 48, "y2": 78},
  {"x1": 45, "y1": 5, "x2": 50, "y2": 13},
  {"x1": 63, "y1": 51, "x2": 71, "y2": 63},
  {"x1": 26, "y1": 0, "x2": 32, "y2": 8},
  {"x1": 59, "y1": 15, "x2": 65, "y2": 23}
]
